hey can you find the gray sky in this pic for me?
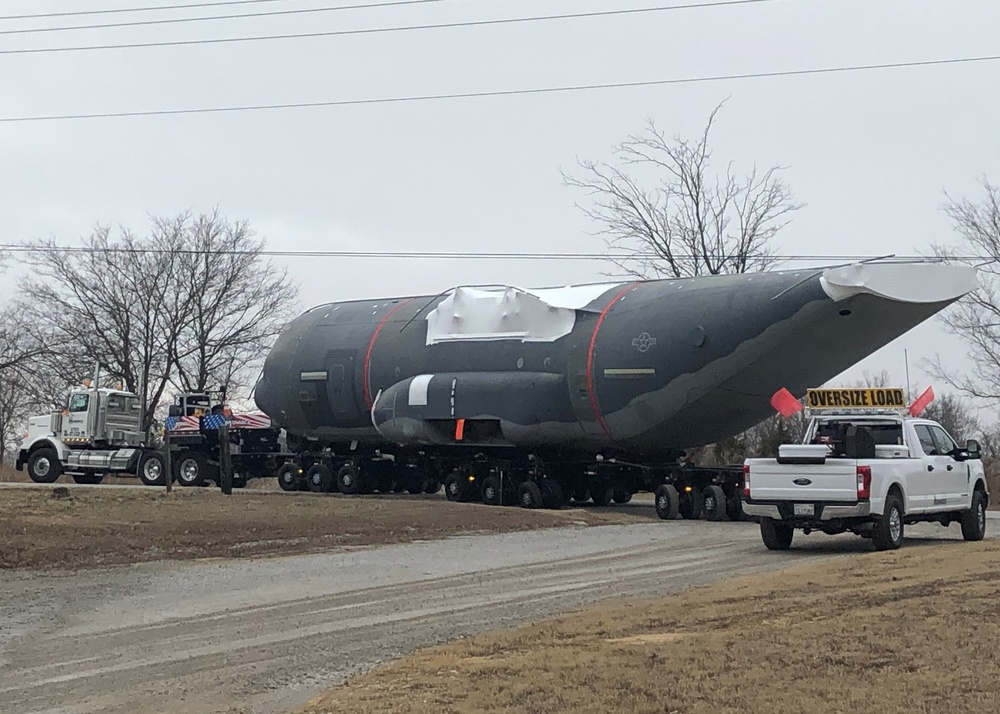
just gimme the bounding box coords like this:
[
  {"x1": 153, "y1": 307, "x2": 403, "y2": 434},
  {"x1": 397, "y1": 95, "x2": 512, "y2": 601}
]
[{"x1": 2, "y1": 0, "x2": 999, "y2": 398}]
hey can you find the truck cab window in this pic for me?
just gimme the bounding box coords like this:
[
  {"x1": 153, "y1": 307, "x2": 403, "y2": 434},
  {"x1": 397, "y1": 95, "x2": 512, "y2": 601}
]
[
  {"x1": 68, "y1": 394, "x2": 89, "y2": 413},
  {"x1": 914, "y1": 424, "x2": 939, "y2": 455},
  {"x1": 929, "y1": 426, "x2": 958, "y2": 455}
]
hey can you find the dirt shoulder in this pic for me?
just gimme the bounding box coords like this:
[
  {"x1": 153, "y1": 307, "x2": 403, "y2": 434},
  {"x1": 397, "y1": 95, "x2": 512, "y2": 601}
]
[
  {"x1": 301, "y1": 539, "x2": 1000, "y2": 714},
  {"x1": 0, "y1": 487, "x2": 647, "y2": 570}
]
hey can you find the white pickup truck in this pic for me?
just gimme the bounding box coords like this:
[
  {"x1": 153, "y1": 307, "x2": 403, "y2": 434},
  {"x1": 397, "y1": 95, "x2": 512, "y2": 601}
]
[{"x1": 742, "y1": 411, "x2": 989, "y2": 551}]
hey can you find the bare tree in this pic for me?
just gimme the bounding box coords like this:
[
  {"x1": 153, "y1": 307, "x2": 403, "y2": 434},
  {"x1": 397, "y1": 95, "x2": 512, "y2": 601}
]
[
  {"x1": 928, "y1": 178, "x2": 1000, "y2": 399},
  {"x1": 563, "y1": 101, "x2": 802, "y2": 279},
  {"x1": 169, "y1": 211, "x2": 298, "y2": 396}
]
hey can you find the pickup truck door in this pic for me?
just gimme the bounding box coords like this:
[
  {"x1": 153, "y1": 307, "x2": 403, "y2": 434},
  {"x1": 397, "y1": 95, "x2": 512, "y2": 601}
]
[
  {"x1": 912, "y1": 424, "x2": 963, "y2": 512},
  {"x1": 927, "y1": 425, "x2": 969, "y2": 509}
]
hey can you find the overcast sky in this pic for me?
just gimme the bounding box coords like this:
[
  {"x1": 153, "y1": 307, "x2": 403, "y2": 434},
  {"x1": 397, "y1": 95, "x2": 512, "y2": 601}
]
[{"x1": 2, "y1": 0, "x2": 999, "y2": 399}]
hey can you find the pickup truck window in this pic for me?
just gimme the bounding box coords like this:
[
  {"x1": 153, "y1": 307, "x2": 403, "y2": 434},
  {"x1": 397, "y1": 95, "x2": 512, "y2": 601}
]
[
  {"x1": 929, "y1": 425, "x2": 958, "y2": 454},
  {"x1": 914, "y1": 424, "x2": 941, "y2": 455}
]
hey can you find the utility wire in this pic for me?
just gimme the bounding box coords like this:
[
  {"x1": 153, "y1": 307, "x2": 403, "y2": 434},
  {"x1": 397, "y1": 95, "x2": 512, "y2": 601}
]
[
  {"x1": 0, "y1": 0, "x2": 284, "y2": 21},
  {"x1": 0, "y1": 0, "x2": 782, "y2": 51},
  {"x1": 2, "y1": 54, "x2": 997, "y2": 123},
  {"x1": 0, "y1": 0, "x2": 454, "y2": 35}
]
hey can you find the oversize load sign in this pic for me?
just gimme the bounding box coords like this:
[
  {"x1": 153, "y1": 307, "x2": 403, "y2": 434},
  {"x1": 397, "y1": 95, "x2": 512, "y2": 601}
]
[{"x1": 806, "y1": 388, "x2": 906, "y2": 409}]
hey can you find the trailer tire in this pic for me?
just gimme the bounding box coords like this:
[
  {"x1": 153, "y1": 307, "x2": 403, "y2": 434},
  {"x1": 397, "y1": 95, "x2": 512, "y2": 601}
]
[
  {"x1": 517, "y1": 481, "x2": 543, "y2": 509},
  {"x1": 27, "y1": 448, "x2": 61, "y2": 484},
  {"x1": 679, "y1": 488, "x2": 704, "y2": 520},
  {"x1": 612, "y1": 490, "x2": 633, "y2": 504},
  {"x1": 540, "y1": 479, "x2": 565, "y2": 509},
  {"x1": 961, "y1": 489, "x2": 988, "y2": 541},
  {"x1": 654, "y1": 484, "x2": 679, "y2": 520},
  {"x1": 727, "y1": 493, "x2": 747, "y2": 521},
  {"x1": 277, "y1": 463, "x2": 300, "y2": 492},
  {"x1": 404, "y1": 469, "x2": 428, "y2": 494},
  {"x1": 703, "y1": 485, "x2": 727, "y2": 521},
  {"x1": 424, "y1": 478, "x2": 442, "y2": 495},
  {"x1": 138, "y1": 452, "x2": 168, "y2": 486},
  {"x1": 176, "y1": 452, "x2": 211, "y2": 487},
  {"x1": 337, "y1": 463, "x2": 362, "y2": 495},
  {"x1": 590, "y1": 484, "x2": 614, "y2": 507},
  {"x1": 73, "y1": 473, "x2": 105, "y2": 485},
  {"x1": 306, "y1": 464, "x2": 335, "y2": 493},
  {"x1": 872, "y1": 494, "x2": 904, "y2": 551},
  {"x1": 760, "y1": 518, "x2": 794, "y2": 550},
  {"x1": 571, "y1": 488, "x2": 589, "y2": 504},
  {"x1": 482, "y1": 475, "x2": 504, "y2": 506}
]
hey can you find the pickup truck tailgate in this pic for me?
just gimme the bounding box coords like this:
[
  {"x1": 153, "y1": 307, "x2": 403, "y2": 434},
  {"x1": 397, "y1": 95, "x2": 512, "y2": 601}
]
[{"x1": 748, "y1": 459, "x2": 858, "y2": 502}]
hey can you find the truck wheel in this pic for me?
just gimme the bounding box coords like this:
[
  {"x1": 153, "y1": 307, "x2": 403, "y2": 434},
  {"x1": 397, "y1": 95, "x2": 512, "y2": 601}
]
[
  {"x1": 424, "y1": 477, "x2": 442, "y2": 495},
  {"x1": 27, "y1": 448, "x2": 62, "y2": 484},
  {"x1": 654, "y1": 484, "x2": 679, "y2": 520},
  {"x1": 277, "y1": 463, "x2": 300, "y2": 492},
  {"x1": 961, "y1": 490, "x2": 987, "y2": 541},
  {"x1": 444, "y1": 473, "x2": 462, "y2": 501},
  {"x1": 540, "y1": 479, "x2": 565, "y2": 509},
  {"x1": 517, "y1": 481, "x2": 543, "y2": 509},
  {"x1": 612, "y1": 490, "x2": 633, "y2": 504},
  {"x1": 405, "y1": 469, "x2": 428, "y2": 494},
  {"x1": 73, "y1": 473, "x2": 105, "y2": 485},
  {"x1": 726, "y1": 493, "x2": 747, "y2": 521},
  {"x1": 232, "y1": 473, "x2": 248, "y2": 489},
  {"x1": 872, "y1": 495, "x2": 904, "y2": 551},
  {"x1": 138, "y1": 452, "x2": 167, "y2": 486},
  {"x1": 760, "y1": 518, "x2": 794, "y2": 550},
  {"x1": 306, "y1": 464, "x2": 335, "y2": 493},
  {"x1": 571, "y1": 488, "x2": 589, "y2": 504},
  {"x1": 481, "y1": 475, "x2": 503, "y2": 506},
  {"x1": 590, "y1": 484, "x2": 614, "y2": 507},
  {"x1": 678, "y1": 488, "x2": 704, "y2": 519},
  {"x1": 703, "y1": 485, "x2": 727, "y2": 521},
  {"x1": 337, "y1": 463, "x2": 362, "y2": 495},
  {"x1": 176, "y1": 452, "x2": 209, "y2": 487}
]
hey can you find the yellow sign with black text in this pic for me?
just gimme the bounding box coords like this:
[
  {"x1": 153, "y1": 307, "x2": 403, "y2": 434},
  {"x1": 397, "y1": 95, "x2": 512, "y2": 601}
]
[{"x1": 805, "y1": 388, "x2": 906, "y2": 410}]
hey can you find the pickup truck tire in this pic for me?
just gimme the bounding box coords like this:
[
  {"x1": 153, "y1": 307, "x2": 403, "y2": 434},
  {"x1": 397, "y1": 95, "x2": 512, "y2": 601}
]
[
  {"x1": 872, "y1": 495, "x2": 904, "y2": 551},
  {"x1": 961, "y1": 490, "x2": 987, "y2": 541},
  {"x1": 27, "y1": 448, "x2": 62, "y2": 484},
  {"x1": 654, "y1": 484, "x2": 679, "y2": 520},
  {"x1": 703, "y1": 485, "x2": 727, "y2": 521},
  {"x1": 760, "y1": 518, "x2": 794, "y2": 550},
  {"x1": 679, "y1": 488, "x2": 704, "y2": 520}
]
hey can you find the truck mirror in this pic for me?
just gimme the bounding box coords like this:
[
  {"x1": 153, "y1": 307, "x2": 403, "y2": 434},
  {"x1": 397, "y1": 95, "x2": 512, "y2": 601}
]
[
  {"x1": 966, "y1": 439, "x2": 981, "y2": 459},
  {"x1": 168, "y1": 405, "x2": 182, "y2": 417}
]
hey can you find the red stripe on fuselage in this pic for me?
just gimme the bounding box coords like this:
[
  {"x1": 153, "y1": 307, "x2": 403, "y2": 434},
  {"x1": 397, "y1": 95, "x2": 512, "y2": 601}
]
[
  {"x1": 586, "y1": 284, "x2": 639, "y2": 442},
  {"x1": 363, "y1": 298, "x2": 415, "y2": 411}
]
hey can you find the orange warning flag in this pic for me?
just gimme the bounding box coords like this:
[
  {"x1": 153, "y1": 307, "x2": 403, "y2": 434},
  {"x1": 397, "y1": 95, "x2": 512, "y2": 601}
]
[
  {"x1": 908, "y1": 386, "x2": 935, "y2": 417},
  {"x1": 771, "y1": 388, "x2": 804, "y2": 418}
]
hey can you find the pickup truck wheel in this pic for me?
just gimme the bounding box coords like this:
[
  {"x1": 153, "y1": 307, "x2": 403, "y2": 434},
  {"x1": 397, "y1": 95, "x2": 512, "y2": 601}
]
[
  {"x1": 654, "y1": 484, "x2": 679, "y2": 520},
  {"x1": 73, "y1": 473, "x2": 105, "y2": 485},
  {"x1": 760, "y1": 518, "x2": 794, "y2": 550},
  {"x1": 679, "y1": 488, "x2": 704, "y2": 519},
  {"x1": 28, "y1": 448, "x2": 62, "y2": 484},
  {"x1": 703, "y1": 485, "x2": 727, "y2": 521},
  {"x1": 277, "y1": 463, "x2": 300, "y2": 492},
  {"x1": 872, "y1": 495, "x2": 904, "y2": 551},
  {"x1": 306, "y1": 464, "x2": 335, "y2": 493},
  {"x1": 961, "y1": 490, "x2": 987, "y2": 541}
]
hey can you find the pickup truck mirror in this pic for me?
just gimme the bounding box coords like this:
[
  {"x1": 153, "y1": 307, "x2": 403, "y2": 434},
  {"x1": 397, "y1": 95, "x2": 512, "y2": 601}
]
[{"x1": 966, "y1": 439, "x2": 981, "y2": 459}]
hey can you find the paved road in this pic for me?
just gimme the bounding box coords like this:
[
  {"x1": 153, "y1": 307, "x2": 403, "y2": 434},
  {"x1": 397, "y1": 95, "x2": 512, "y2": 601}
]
[{"x1": 0, "y1": 518, "x2": 986, "y2": 714}]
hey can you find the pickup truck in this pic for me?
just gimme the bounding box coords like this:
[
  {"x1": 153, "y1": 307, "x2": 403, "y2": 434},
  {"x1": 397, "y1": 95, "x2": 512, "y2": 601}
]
[{"x1": 742, "y1": 412, "x2": 989, "y2": 550}]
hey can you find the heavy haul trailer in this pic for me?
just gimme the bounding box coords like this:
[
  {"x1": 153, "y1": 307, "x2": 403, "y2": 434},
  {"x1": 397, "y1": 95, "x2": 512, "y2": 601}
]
[
  {"x1": 254, "y1": 261, "x2": 978, "y2": 514},
  {"x1": 16, "y1": 384, "x2": 283, "y2": 488}
]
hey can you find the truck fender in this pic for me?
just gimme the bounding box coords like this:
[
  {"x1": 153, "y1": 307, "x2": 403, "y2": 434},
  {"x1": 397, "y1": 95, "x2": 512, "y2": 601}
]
[
  {"x1": 973, "y1": 477, "x2": 989, "y2": 507},
  {"x1": 885, "y1": 481, "x2": 908, "y2": 513},
  {"x1": 24, "y1": 438, "x2": 69, "y2": 463}
]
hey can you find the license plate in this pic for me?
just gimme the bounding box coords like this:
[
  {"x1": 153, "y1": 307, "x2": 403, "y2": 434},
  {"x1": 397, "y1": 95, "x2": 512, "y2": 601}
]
[{"x1": 793, "y1": 503, "x2": 815, "y2": 516}]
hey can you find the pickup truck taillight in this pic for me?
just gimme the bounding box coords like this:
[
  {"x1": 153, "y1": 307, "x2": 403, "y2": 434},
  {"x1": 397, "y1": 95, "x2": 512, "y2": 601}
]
[
  {"x1": 857, "y1": 465, "x2": 872, "y2": 500},
  {"x1": 742, "y1": 464, "x2": 750, "y2": 498}
]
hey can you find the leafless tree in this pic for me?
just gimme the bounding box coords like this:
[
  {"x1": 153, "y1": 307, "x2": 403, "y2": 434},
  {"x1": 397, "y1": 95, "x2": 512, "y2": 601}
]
[
  {"x1": 169, "y1": 211, "x2": 297, "y2": 397},
  {"x1": 928, "y1": 178, "x2": 1000, "y2": 400},
  {"x1": 562, "y1": 101, "x2": 802, "y2": 279}
]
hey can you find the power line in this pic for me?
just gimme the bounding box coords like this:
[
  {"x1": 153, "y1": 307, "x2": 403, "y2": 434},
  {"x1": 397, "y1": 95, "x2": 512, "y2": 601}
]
[
  {"x1": 2, "y1": 54, "x2": 997, "y2": 123},
  {"x1": 0, "y1": 0, "x2": 782, "y2": 52},
  {"x1": 0, "y1": 0, "x2": 453, "y2": 35},
  {"x1": 0, "y1": 0, "x2": 283, "y2": 21}
]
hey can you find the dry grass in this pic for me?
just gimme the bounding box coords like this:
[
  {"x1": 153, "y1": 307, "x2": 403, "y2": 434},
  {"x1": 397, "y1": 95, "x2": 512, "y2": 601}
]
[
  {"x1": 302, "y1": 540, "x2": 1000, "y2": 714},
  {"x1": 0, "y1": 487, "x2": 644, "y2": 570}
]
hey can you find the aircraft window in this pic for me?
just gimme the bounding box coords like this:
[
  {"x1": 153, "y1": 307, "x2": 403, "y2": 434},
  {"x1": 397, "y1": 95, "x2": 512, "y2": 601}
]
[
  {"x1": 68, "y1": 394, "x2": 89, "y2": 413},
  {"x1": 914, "y1": 425, "x2": 939, "y2": 456}
]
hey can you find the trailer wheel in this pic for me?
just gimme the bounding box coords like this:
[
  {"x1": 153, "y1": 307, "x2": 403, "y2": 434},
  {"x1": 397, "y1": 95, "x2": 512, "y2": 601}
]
[
  {"x1": 404, "y1": 468, "x2": 429, "y2": 495},
  {"x1": 590, "y1": 484, "x2": 614, "y2": 507},
  {"x1": 444, "y1": 472, "x2": 462, "y2": 501},
  {"x1": 726, "y1": 492, "x2": 747, "y2": 521},
  {"x1": 176, "y1": 452, "x2": 211, "y2": 487},
  {"x1": 517, "y1": 481, "x2": 543, "y2": 509},
  {"x1": 612, "y1": 490, "x2": 633, "y2": 504},
  {"x1": 232, "y1": 473, "x2": 248, "y2": 489},
  {"x1": 654, "y1": 484, "x2": 679, "y2": 520},
  {"x1": 703, "y1": 485, "x2": 727, "y2": 521},
  {"x1": 540, "y1": 479, "x2": 565, "y2": 509},
  {"x1": 277, "y1": 463, "x2": 300, "y2": 492},
  {"x1": 424, "y1": 477, "x2": 442, "y2": 495},
  {"x1": 337, "y1": 463, "x2": 362, "y2": 495},
  {"x1": 138, "y1": 452, "x2": 168, "y2": 486},
  {"x1": 678, "y1": 488, "x2": 704, "y2": 519},
  {"x1": 73, "y1": 473, "x2": 105, "y2": 485},
  {"x1": 27, "y1": 448, "x2": 62, "y2": 484},
  {"x1": 481, "y1": 475, "x2": 503, "y2": 506},
  {"x1": 571, "y1": 488, "x2": 589, "y2": 504},
  {"x1": 760, "y1": 518, "x2": 794, "y2": 550},
  {"x1": 306, "y1": 464, "x2": 335, "y2": 493}
]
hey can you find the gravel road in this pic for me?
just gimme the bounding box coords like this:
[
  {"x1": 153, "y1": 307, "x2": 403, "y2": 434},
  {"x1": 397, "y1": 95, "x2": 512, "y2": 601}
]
[{"x1": 0, "y1": 519, "x2": 986, "y2": 714}]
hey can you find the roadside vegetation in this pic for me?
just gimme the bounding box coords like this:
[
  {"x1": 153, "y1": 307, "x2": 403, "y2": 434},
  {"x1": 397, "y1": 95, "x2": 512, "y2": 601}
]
[{"x1": 301, "y1": 539, "x2": 1000, "y2": 714}]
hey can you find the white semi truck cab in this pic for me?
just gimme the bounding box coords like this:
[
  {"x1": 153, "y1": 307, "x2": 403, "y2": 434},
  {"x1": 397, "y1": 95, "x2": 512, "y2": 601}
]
[{"x1": 742, "y1": 387, "x2": 989, "y2": 551}]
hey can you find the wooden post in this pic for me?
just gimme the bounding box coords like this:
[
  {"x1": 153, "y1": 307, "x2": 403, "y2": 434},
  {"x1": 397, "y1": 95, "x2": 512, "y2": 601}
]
[
  {"x1": 164, "y1": 428, "x2": 173, "y2": 494},
  {"x1": 219, "y1": 422, "x2": 233, "y2": 495}
]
